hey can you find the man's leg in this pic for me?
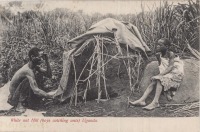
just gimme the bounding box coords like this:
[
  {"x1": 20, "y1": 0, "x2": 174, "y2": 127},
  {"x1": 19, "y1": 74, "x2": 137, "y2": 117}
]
[
  {"x1": 129, "y1": 81, "x2": 156, "y2": 106},
  {"x1": 16, "y1": 78, "x2": 42, "y2": 111},
  {"x1": 15, "y1": 79, "x2": 30, "y2": 113},
  {"x1": 7, "y1": 83, "x2": 23, "y2": 107},
  {"x1": 143, "y1": 80, "x2": 163, "y2": 110}
]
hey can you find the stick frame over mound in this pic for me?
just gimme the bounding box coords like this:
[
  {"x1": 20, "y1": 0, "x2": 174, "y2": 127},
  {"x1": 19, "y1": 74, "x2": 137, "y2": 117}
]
[{"x1": 54, "y1": 18, "x2": 151, "y2": 106}]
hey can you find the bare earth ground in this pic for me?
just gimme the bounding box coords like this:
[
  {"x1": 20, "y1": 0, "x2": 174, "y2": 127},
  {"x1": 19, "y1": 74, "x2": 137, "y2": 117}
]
[
  {"x1": 44, "y1": 78, "x2": 199, "y2": 117},
  {"x1": 0, "y1": 78, "x2": 199, "y2": 117}
]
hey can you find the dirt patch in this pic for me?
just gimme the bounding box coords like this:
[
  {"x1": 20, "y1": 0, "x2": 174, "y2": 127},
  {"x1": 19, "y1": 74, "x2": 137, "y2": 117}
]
[
  {"x1": 1, "y1": 68, "x2": 199, "y2": 117},
  {"x1": 44, "y1": 86, "x2": 199, "y2": 117}
]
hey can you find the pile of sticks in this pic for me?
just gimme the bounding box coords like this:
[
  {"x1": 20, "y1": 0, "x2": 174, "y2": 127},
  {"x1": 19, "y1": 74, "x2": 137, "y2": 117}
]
[{"x1": 168, "y1": 102, "x2": 199, "y2": 116}]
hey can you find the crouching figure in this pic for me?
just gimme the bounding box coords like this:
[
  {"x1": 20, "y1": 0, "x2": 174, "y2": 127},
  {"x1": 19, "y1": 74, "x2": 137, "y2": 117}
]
[{"x1": 7, "y1": 47, "x2": 55, "y2": 112}]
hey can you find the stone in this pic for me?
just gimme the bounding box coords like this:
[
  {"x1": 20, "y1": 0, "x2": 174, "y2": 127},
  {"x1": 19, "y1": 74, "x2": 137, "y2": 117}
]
[{"x1": 139, "y1": 59, "x2": 200, "y2": 103}]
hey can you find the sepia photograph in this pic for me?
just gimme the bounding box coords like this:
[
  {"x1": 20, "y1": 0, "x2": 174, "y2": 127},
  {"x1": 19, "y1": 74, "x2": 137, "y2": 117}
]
[{"x1": 0, "y1": 0, "x2": 199, "y2": 131}]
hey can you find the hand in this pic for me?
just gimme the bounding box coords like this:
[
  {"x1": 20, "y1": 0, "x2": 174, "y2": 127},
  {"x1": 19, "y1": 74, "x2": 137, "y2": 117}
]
[
  {"x1": 46, "y1": 93, "x2": 53, "y2": 99},
  {"x1": 155, "y1": 52, "x2": 161, "y2": 58},
  {"x1": 42, "y1": 53, "x2": 48, "y2": 60},
  {"x1": 47, "y1": 90, "x2": 57, "y2": 99}
]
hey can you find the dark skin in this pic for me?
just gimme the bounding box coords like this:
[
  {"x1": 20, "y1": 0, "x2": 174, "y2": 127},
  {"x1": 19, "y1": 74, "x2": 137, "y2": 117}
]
[
  {"x1": 8, "y1": 51, "x2": 54, "y2": 112},
  {"x1": 35, "y1": 53, "x2": 52, "y2": 78},
  {"x1": 27, "y1": 52, "x2": 53, "y2": 96},
  {"x1": 154, "y1": 39, "x2": 175, "y2": 77},
  {"x1": 129, "y1": 39, "x2": 175, "y2": 110}
]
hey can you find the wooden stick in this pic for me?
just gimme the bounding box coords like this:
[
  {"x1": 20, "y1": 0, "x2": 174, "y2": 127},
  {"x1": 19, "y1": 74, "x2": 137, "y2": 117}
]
[
  {"x1": 0, "y1": 13, "x2": 15, "y2": 27},
  {"x1": 80, "y1": 53, "x2": 119, "y2": 82},
  {"x1": 113, "y1": 31, "x2": 123, "y2": 55},
  {"x1": 74, "y1": 39, "x2": 91, "y2": 56},
  {"x1": 126, "y1": 42, "x2": 132, "y2": 90},
  {"x1": 186, "y1": 41, "x2": 200, "y2": 60},
  {"x1": 135, "y1": 53, "x2": 142, "y2": 90},
  {"x1": 73, "y1": 59, "x2": 78, "y2": 106},
  {"x1": 70, "y1": 58, "x2": 77, "y2": 106},
  {"x1": 164, "y1": 104, "x2": 186, "y2": 107},
  {"x1": 83, "y1": 45, "x2": 97, "y2": 103},
  {"x1": 70, "y1": 49, "x2": 96, "y2": 106},
  {"x1": 101, "y1": 38, "x2": 110, "y2": 100},
  {"x1": 95, "y1": 36, "x2": 102, "y2": 103},
  {"x1": 192, "y1": 48, "x2": 200, "y2": 57}
]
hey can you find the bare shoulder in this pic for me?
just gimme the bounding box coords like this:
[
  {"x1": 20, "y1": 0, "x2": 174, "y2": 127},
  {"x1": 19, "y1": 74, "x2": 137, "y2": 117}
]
[
  {"x1": 18, "y1": 64, "x2": 32, "y2": 74},
  {"x1": 23, "y1": 64, "x2": 35, "y2": 77},
  {"x1": 11, "y1": 64, "x2": 34, "y2": 80},
  {"x1": 10, "y1": 64, "x2": 33, "y2": 86}
]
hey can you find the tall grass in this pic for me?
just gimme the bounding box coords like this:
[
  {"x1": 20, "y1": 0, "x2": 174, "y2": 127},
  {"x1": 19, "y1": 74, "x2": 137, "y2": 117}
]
[{"x1": 0, "y1": 0, "x2": 199, "y2": 89}]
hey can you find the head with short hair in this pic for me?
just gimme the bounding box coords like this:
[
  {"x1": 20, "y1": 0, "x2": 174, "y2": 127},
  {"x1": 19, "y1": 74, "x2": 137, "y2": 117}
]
[
  {"x1": 28, "y1": 47, "x2": 42, "y2": 65},
  {"x1": 158, "y1": 38, "x2": 171, "y2": 48},
  {"x1": 28, "y1": 47, "x2": 41, "y2": 60},
  {"x1": 156, "y1": 38, "x2": 171, "y2": 56}
]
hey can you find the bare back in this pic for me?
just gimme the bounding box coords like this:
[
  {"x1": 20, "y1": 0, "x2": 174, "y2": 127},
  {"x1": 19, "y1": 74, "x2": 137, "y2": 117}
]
[{"x1": 9, "y1": 63, "x2": 35, "y2": 96}]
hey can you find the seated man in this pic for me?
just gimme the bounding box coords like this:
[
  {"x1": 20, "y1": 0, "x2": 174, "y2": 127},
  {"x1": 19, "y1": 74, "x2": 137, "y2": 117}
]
[{"x1": 7, "y1": 47, "x2": 54, "y2": 112}]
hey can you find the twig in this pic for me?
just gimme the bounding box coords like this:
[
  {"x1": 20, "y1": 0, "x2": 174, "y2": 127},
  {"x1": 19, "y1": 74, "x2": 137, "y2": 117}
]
[
  {"x1": 163, "y1": 103, "x2": 186, "y2": 107},
  {"x1": 126, "y1": 42, "x2": 132, "y2": 90},
  {"x1": 95, "y1": 36, "x2": 102, "y2": 103},
  {"x1": 70, "y1": 49, "x2": 96, "y2": 106},
  {"x1": 101, "y1": 38, "x2": 110, "y2": 100},
  {"x1": 113, "y1": 31, "x2": 122, "y2": 55},
  {"x1": 185, "y1": 40, "x2": 200, "y2": 60},
  {"x1": 83, "y1": 45, "x2": 97, "y2": 102},
  {"x1": 171, "y1": 102, "x2": 199, "y2": 113},
  {"x1": 80, "y1": 53, "x2": 119, "y2": 82}
]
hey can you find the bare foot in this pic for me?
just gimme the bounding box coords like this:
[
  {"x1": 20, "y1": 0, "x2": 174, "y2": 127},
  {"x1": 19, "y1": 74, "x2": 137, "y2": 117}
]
[
  {"x1": 142, "y1": 102, "x2": 160, "y2": 110},
  {"x1": 16, "y1": 103, "x2": 26, "y2": 113},
  {"x1": 129, "y1": 100, "x2": 146, "y2": 106}
]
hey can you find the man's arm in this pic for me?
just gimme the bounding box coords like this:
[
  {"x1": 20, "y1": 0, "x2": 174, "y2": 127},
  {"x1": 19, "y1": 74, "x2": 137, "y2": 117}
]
[
  {"x1": 38, "y1": 54, "x2": 52, "y2": 78},
  {"x1": 26, "y1": 75, "x2": 52, "y2": 98}
]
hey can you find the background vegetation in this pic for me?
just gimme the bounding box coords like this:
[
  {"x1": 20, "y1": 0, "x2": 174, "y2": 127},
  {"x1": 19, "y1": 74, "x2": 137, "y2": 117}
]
[{"x1": 0, "y1": 0, "x2": 199, "y2": 90}]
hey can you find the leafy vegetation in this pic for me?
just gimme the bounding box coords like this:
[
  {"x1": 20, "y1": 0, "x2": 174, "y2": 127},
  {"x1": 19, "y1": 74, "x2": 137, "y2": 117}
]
[{"x1": 0, "y1": 0, "x2": 199, "y2": 90}]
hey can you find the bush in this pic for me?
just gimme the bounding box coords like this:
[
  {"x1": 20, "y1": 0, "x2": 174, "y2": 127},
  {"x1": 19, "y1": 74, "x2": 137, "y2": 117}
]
[{"x1": 0, "y1": 0, "x2": 199, "y2": 89}]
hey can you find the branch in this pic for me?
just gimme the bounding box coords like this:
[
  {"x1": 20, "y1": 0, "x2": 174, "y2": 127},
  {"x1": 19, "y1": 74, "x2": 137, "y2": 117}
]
[
  {"x1": 186, "y1": 42, "x2": 200, "y2": 60},
  {"x1": 0, "y1": 13, "x2": 14, "y2": 27}
]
